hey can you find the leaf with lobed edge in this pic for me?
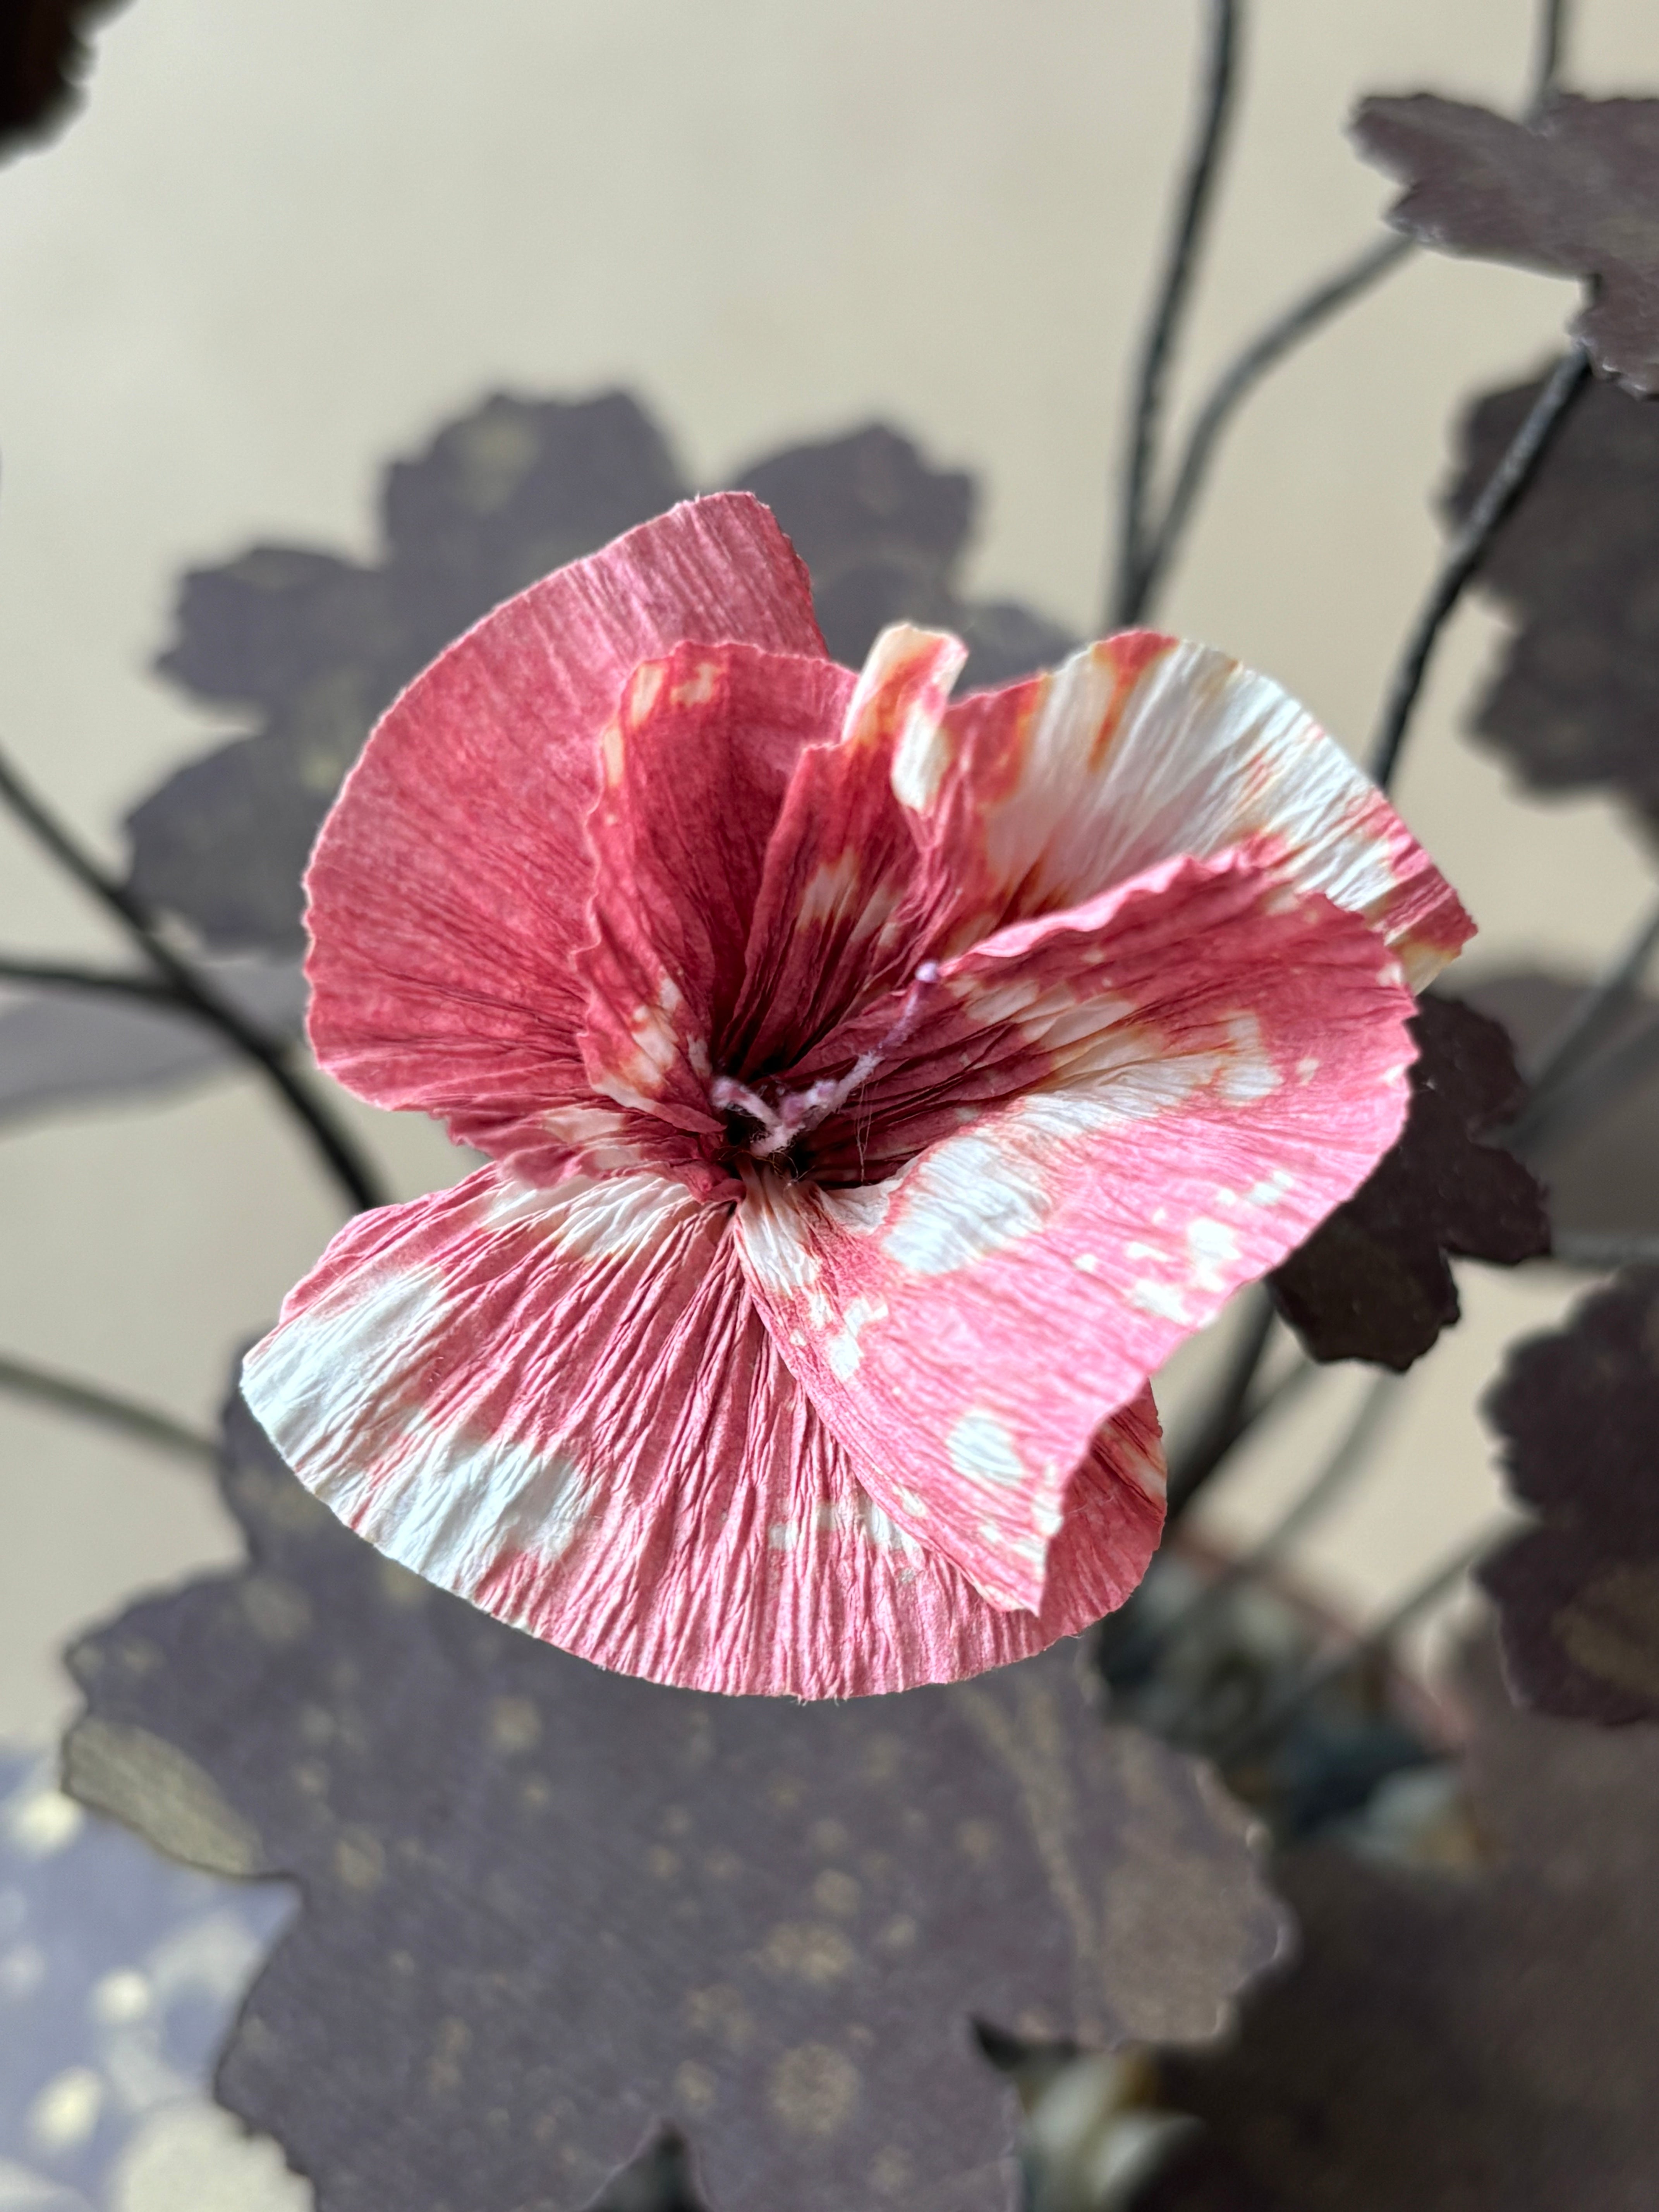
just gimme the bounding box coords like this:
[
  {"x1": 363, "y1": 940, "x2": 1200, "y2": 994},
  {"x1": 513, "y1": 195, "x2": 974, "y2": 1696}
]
[{"x1": 60, "y1": 1374, "x2": 1290, "y2": 2212}]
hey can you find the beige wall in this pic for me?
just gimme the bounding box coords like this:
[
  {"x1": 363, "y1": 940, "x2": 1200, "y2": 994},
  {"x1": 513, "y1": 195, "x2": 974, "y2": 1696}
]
[{"x1": 2, "y1": 0, "x2": 1658, "y2": 1740}]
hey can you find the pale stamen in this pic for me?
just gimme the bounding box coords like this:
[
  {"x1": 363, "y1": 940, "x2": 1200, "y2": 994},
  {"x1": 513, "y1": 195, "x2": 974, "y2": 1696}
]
[{"x1": 711, "y1": 961, "x2": 940, "y2": 1160}]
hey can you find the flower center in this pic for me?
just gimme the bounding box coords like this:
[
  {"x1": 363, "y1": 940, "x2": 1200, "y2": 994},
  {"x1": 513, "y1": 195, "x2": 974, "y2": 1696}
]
[
  {"x1": 709, "y1": 960, "x2": 940, "y2": 1178},
  {"x1": 709, "y1": 1072, "x2": 849, "y2": 1168}
]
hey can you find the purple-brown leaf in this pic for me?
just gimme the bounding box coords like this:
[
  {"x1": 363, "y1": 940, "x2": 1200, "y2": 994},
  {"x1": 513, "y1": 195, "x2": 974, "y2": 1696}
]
[
  {"x1": 1447, "y1": 372, "x2": 1659, "y2": 821},
  {"x1": 1132, "y1": 1633, "x2": 1659, "y2": 2209},
  {"x1": 1353, "y1": 94, "x2": 1659, "y2": 393},
  {"x1": 1270, "y1": 994, "x2": 1550, "y2": 1370},
  {"x1": 60, "y1": 1376, "x2": 1288, "y2": 2212},
  {"x1": 1480, "y1": 1266, "x2": 1659, "y2": 1723},
  {"x1": 0, "y1": 0, "x2": 129, "y2": 158},
  {"x1": 132, "y1": 400, "x2": 1073, "y2": 956}
]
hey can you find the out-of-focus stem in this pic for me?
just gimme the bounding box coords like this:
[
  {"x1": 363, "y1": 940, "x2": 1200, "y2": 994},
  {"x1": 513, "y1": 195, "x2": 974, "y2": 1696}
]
[
  {"x1": 0, "y1": 745, "x2": 386, "y2": 1212},
  {"x1": 0, "y1": 1351, "x2": 216, "y2": 1467},
  {"x1": 1108, "y1": 0, "x2": 1242, "y2": 630},
  {"x1": 1132, "y1": 235, "x2": 1412, "y2": 621},
  {"x1": 1368, "y1": 345, "x2": 1591, "y2": 793}
]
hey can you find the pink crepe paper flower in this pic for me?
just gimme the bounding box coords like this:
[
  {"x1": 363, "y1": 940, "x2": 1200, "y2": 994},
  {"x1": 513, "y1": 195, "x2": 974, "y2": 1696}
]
[{"x1": 242, "y1": 491, "x2": 1471, "y2": 1699}]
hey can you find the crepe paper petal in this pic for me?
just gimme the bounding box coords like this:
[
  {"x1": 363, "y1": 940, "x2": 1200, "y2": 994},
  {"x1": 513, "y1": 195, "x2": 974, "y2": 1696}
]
[
  {"x1": 1353, "y1": 94, "x2": 1659, "y2": 396},
  {"x1": 580, "y1": 642, "x2": 855, "y2": 1137},
  {"x1": 241, "y1": 1164, "x2": 1163, "y2": 1697},
  {"x1": 303, "y1": 493, "x2": 824, "y2": 1184},
  {"x1": 736, "y1": 852, "x2": 1415, "y2": 1611},
  {"x1": 132, "y1": 393, "x2": 688, "y2": 955},
  {"x1": 1132, "y1": 1632, "x2": 1659, "y2": 2211},
  {"x1": 1270, "y1": 994, "x2": 1551, "y2": 1372},
  {"x1": 1447, "y1": 373, "x2": 1659, "y2": 824},
  {"x1": 0, "y1": 1751, "x2": 297, "y2": 2211},
  {"x1": 725, "y1": 624, "x2": 967, "y2": 1072},
  {"x1": 63, "y1": 1384, "x2": 1290, "y2": 2212},
  {"x1": 902, "y1": 635, "x2": 1470, "y2": 991},
  {"x1": 0, "y1": 958, "x2": 305, "y2": 1128}
]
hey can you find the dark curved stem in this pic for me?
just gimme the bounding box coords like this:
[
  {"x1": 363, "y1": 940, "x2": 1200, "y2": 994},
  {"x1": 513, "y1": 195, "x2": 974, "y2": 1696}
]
[
  {"x1": 1513, "y1": 1006, "x2": 1659, "y2": 1163},
  {"x1": 1215, "y1": 1522, "x2": 1502, "y2": 1763},
  {"x1": 1509, "y1": 892, "x2": 1659, "y2": 1135},
  {"x1": 0, "y1": 747, "x2": 386, "y2": 1212},
  {"x1": 1133, "y1": 235, "x2": 1413, "y2": 621},
  {"x1": 1551, "y1": 1231, "x2": 1659, "y2": 1271},
  {"x1": 1528, "y1": 0, "x2": 1569, "y2": 115},
  {"x1": 1109, "y1": 0, "x2": 1243, "y2": 630},
  {"x1": 0, "y1": 1350, "x2": 215, "y2": 1466},
  {"x1": 1165, "y1": 1290, "x2": 1278, "y2": 1522},
  {"x1": 1368, "y1": 344, "x2": 1591, "y2": 793},
  {"x1": 0, "y1": 956, "x2": 179, "y2": 1003}
]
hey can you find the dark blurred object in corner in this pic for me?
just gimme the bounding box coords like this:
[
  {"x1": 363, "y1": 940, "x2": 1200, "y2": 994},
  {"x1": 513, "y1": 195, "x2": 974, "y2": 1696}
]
[{"x1": 0, "y1": 0, "x2": 130, "y2": 159}]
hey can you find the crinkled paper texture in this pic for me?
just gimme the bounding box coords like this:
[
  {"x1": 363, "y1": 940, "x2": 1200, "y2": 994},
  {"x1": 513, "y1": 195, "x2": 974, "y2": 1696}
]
[
  {"x1": 132, "y1": 399, "x2": 1073, "y2": 954},
  {"x1": 237, "y1": 487, "x2": 1469, "y2": 1697}
]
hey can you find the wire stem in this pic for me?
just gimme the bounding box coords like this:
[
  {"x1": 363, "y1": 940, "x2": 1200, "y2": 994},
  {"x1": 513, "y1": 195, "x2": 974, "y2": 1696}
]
[
  {"x1": 1217, "y1": 1522, "x2": 1502, "y2": 1764},
  {"x1": 1108, "y1": 0, "x2": 1243, "y2": 630},
  {"x1": 1165, "y1": 1290, "x2": 1279, "y2": 1522},
  {"x1": 1368, "y1": 345, "x2": 1591, "y2": 793},
  {"x1": 0, "y1": 1351, "x2": 216, "y2": 1467},
  {"x1": 1528, "y1": 0, "x2": 1569, "y2": 115},
  {"x1": 0, "y1": 956, "x2": 180, "y2": 1003},
  {"x1": 1137, "y1": 1372, "x2": 1400, "y2": 1717},
  {"x1": 1515, "y1": 1006, "x2": 1659, "y2": 1164},
  {"x1": 1132, "y1": 235, "x2": 1413, "y2": 621},
  {"x1": 1211, "y1": 1372, "x2": 1397, "y2": 1595},
  {"x1": 1551, "y1": 1231, "x2": 1659, "y2": 1271},
  {"x1": 1508, "y1": 893, "x2": 1659, "y2": 1141},
  {"x1": 0, "y1": 746, "x2": 385, "y2": 1212}
]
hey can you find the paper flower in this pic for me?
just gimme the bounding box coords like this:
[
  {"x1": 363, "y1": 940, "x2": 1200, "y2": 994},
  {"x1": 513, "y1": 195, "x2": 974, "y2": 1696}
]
[{"x1": 242, "y1": 492, "x2": 1469, "y2": 1697}]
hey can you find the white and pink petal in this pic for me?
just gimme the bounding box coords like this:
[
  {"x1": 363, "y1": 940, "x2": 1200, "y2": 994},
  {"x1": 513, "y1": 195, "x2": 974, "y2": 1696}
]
[
  {"x1": 240, "y1": 1163, "x2": 1157, "y2": 1697},
  {"x1": 736, "y1": 853, "x2": 1417, "y2": 1612},
  {"x1": 905, "y1": 632, "x2": 1471, "y2": 987},
  {"x1": 725, "y1": 624, "x2": 965, "y2": 1072}
]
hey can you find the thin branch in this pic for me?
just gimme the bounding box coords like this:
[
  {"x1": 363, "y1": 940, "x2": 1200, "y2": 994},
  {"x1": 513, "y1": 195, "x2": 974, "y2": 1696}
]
[
  {"x1": 1108, "y1": 0, "x2": 1243, "y2": 630},
  {"x1": 0, "y1": 745, "x2": 386, "y2": 1212},
  {"x1": 1528, "y1": 0, "x2": 1569, "y2": 116},
  {"x1": 1132, "y1": 235, "x2": 1413, "y2": 621},
  {"x1": 0, "y1": 955, "x2": 180, "y2": 1003},
  {"x1": 1138, "y1": 1372, "x2": 1400, "y2": 1732},
  {"x1": 1507, "y1": 891, "x2": 1659, "y2": 1140},
  {"x1": 1551, "y1": 1231, "x2": 1659, "y2": 1272},
  {"x1": 1216, "y1": 1521, "x2": 1504, "y2": 1763},
  {"x1": 1368, "y1": 344, "x2": 1592, "y2": 793},
  {"x1": 0, "y1": 1351, "x2": 216, "y2": 1467},
  {"x1": 1515, "y1": 1006, "x2": 1659, "y2": 1163},
  {"x1": 1213, "y1": 1371, "x2": 1398, "y2": 1592},
  {"x1": 1166, "y1": 1290, "x2": 1279, "y2": 1521}
]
